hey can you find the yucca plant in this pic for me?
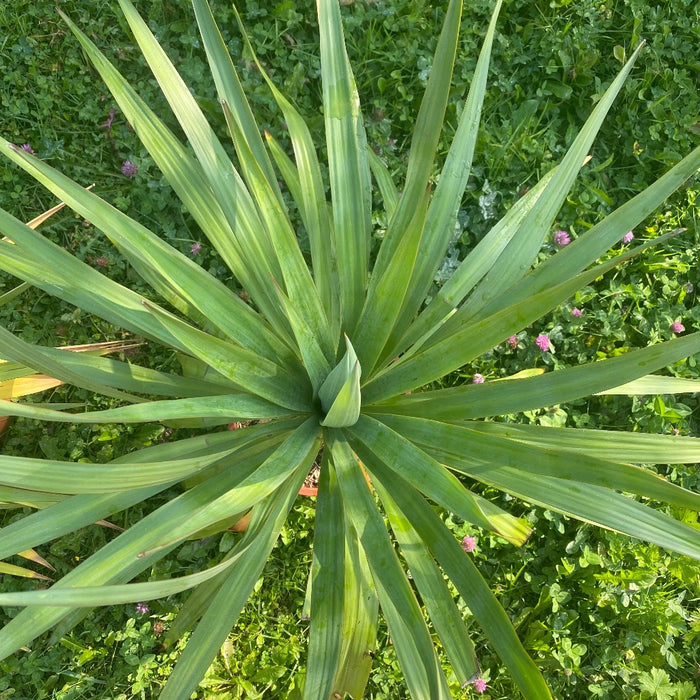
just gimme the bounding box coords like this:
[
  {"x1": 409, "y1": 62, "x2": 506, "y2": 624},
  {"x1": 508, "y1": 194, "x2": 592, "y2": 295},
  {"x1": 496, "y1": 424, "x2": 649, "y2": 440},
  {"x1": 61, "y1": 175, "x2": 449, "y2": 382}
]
[{"x1": 0, "y1": 0, "x2": 699, "y2": 696}]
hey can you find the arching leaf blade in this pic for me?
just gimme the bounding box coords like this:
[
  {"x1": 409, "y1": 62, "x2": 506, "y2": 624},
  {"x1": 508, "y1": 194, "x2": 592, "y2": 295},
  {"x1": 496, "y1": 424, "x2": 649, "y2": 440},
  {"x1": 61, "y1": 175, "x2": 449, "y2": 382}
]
[
  {"x1": 366, "y1": 332, "x2": 700, "y2": 420},
  {"x1": 303, "y1": 452, "x2": 345, "y2": 700},
  {"x1": 328, "y1": 432, "x2": 451, "y2": 699},
  {"x1": 317, "y1": 0, "x2": 372, "y2": 330},
  {"x1": 365, "y1": 457, "x2": 552, "y2": 699},
  {"x1": 159, "y1": 460, "x2": 311, "y2": 699}
]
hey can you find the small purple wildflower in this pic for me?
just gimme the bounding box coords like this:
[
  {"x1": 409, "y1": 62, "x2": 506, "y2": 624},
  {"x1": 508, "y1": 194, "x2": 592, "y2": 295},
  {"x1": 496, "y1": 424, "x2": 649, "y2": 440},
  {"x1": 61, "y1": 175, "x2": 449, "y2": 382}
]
[
  {"x1": 95, "y1": 256, "x2": 109, "y2": 268},
  {"x1": 20, "y1": 143, "x2": 35, "y2": 155},
  {"x1": 473, "y1": 678, "x2": 487, "y2": 693},
  {"x1": 136, "y1": 603, "x2": 149, "y2": 615},
  {"x1": 472, "y1": 373, "x2": 484, "y2": 384},
  {"x1": 670, "y1": 321, "x2": 685, "y2": 334},
  {"x1": 190, "y1": 241, "x2": 202, "y2": 256},
  {"x1": 461, "y1": 536, "x2": 476, "y2": 553},
  {"x1": 571, "y1": 308, "x2": 583, "y2": 318},
  {"x1": 553, "y1": 230, "x2": 571, "y2": 247},
  {"x1": 121, "y1": 160, "x2": 138, "y2": 177},
  {"x1": 535, "y1": 334, "x2": 551, "y2": 352},
  {"x1": 621, "y1": 231, "x2": 634, "y2": 244},
  {"x1": 506, "y1": 335, "x2": 518, "y2": 349}
]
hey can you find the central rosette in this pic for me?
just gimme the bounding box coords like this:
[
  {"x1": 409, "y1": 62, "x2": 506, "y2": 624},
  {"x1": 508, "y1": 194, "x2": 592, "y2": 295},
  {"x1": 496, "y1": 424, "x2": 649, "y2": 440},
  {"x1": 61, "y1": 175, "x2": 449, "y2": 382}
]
[{"x1": 318, "y1": 336, "x2": 361, "y2": 427}]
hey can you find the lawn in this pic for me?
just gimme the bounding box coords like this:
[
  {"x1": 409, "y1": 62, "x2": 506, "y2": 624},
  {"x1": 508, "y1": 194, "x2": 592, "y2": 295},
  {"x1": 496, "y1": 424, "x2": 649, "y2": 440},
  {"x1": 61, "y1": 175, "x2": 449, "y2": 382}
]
[{"x1": 0, "y1": 0, "x2": 699, "y2": 697}]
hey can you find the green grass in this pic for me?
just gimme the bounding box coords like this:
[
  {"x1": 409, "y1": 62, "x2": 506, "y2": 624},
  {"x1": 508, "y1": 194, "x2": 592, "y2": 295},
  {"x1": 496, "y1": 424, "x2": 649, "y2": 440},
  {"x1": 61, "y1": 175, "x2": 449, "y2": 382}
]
[{"x1": 0, "y1": 0, "x2": 698, "y2": 697}]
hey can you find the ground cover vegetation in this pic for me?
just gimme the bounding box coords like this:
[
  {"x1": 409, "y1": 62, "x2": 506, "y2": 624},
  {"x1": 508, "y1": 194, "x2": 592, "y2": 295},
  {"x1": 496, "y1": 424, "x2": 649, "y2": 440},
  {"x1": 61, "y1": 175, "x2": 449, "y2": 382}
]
[{"x1": 0, "y1": 0, "x2": 698, "y2": 697}]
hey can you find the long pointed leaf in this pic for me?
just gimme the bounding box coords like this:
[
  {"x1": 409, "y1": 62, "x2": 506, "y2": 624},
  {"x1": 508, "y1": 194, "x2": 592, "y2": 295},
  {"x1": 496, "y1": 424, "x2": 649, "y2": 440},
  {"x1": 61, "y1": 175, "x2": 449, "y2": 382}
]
[
  {"x1": 328, "y1": 432, "x2": 451, "y2": 699},
  {"x1": 464, "y1": 420, "x2": 700, "y2": 465},
  {"x1": 354, "y1": 0, "x2": 465, "y2": 369},
  {"x1": 135, "y1": 418, "x2": 320, "y2": 556},
  {"x1": 362, "y1": 234, "x2": 685, "y2": 403},
  {"x1": 222, "y1": 102, "x2": 334, "y2": 360},
  {"x1": 142, "y1": 301, "x2": 312, "y2": 411},
  {"x1": 367, "y1": 332, "x2": 700, "y2": 419},
  {"x1": 381, "y1": 414, "x2": 700, "y2": 512},
  {"x1": 472, "y1": 145, "x2": 700, "y2": 324},
  {"x1": 365, "y1": 456, "x2": 552, "y2": 698},
  {"x1": 116, "y1": 0, "x2": 294, "y2": 337},
  {"x1": 0, "y1": 426, "x2": 296, "y2": 660},
  {"x1": 159, "y1": 460, "x2": 311, "y2": 699},
  {"x1": 331, "y1": 520, "x2": 379, "y2": 698},
  {"x1": 349, "y1": 415, "x2": 530, "y2": 545},
  {"x1": 191, "y1": 0, "x2": 280, "y2": 196},
  {"x1": 444, "y1": 459, "x2": 700, "y2": 560},
  {"x1": 457, "y1": 42, "x2": 646, "y2": 320},
  {"x1": 0, "y1": 393, "x2": 292, "y2": 425},
  {"x1": 598, "y1": 373, "x2": 700, "y2": 395},
  {"x1": 303, "y1": 451, "x2": 345, "y2": 699},
  {"x1": 228, "y1": 5, "x2": 341, "y2": 334},
  {"x1": 0, "y1": 325, "x2": 140, "y2": 404},
  {"x1": 0, "y1": 449, "x2": 238, "y2": 495},
  {"x1": 393, "y1": 168, "x2": 555, "y2": 360},
  {"x1": 386, "y1": 0, "x2": 503, "y2": 356},
  {"x1": 317, "y1": 0, "x2": 372, "y2": 330},
  {"x1": 4, "y1": 122, "x2": 289, "y2": 365},
  {"x1": 0, "y1": 205, "x2": 186, "y2": 353},
  {"x1": 59, "y1": 11, "x2": 294, "y2": 344},
  {"x1": 374, "y1": 481, "x2": 480, "y2": 687}
]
